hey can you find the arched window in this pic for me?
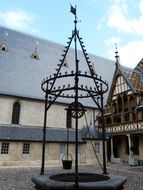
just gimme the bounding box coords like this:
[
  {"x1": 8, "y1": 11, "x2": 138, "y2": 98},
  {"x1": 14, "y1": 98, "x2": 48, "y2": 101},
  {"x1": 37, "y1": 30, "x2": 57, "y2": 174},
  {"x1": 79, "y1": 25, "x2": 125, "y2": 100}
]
[
  {"x1": 66, "y1": 109, "x2": 72, "y2": 128},
  {"x1": 11, "y1": 102, "x2": 20, "y2": 124}
]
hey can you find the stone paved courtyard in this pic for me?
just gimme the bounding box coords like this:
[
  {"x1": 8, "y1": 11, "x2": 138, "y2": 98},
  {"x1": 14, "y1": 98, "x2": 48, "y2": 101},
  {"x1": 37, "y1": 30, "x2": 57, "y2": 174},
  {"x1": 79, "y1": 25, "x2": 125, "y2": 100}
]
[{"x1": 0, "y1": 163, "x2": 142, "y2": 190}]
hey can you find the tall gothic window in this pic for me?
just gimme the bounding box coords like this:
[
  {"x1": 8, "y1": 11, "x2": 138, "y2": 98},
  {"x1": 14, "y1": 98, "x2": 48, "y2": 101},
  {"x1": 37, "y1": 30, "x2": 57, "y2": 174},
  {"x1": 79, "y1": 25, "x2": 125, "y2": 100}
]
[
  {"x1": 66, "y1": 109, "x2": 72, "y2": 128},
  {"x1": 11, "y1": 102, "x2": 20, "y2": 124}
]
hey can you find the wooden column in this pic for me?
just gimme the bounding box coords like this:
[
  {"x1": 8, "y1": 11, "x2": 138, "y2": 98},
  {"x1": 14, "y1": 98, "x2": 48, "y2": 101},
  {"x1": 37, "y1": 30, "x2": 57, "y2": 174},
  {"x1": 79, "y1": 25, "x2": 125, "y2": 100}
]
[
  {"x1": 121, "y1": 95, "x2": 124, "y2": 123},
  {"x1": 126, "y1": 134, "x2": 132, "y2": 157},
  {"x1": 110, "y1": 136, "x2": 115, "y2": 162}
]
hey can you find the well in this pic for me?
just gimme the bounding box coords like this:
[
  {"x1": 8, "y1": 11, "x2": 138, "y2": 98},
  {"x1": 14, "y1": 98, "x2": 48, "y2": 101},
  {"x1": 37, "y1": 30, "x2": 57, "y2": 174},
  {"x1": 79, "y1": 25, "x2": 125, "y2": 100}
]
[
  {"x1": 31, "y1": 5, "x2": 127, "y2": 190},
  {"x1": 32, "y1": 173, "x2": 126, "y2": 190}
]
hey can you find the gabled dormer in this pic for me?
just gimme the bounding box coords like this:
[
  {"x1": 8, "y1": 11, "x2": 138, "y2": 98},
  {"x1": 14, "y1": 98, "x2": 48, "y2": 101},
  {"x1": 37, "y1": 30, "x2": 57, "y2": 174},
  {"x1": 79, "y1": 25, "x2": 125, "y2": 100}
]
[
  {"x1": 110, "y1": 44, "x2": 133, "y2": 99},
  {"x1": 31, "y1": 40, "x2": 40, "y2": 60},
  {"x1": 0, "y1": 43, "x2": 8, "y2": 52},
  {"x1": 107, "y1": 64, "x2": 133, "y2": 103},
  {"x1": 31, "y1": 51, "x2": 39, "y2": 60},
  {"x1": 0, "y1": 31, "x2": 8, "y2": 52},
  {"x1": 62, "y1": 59, "x2": 69, "y2": 67}
]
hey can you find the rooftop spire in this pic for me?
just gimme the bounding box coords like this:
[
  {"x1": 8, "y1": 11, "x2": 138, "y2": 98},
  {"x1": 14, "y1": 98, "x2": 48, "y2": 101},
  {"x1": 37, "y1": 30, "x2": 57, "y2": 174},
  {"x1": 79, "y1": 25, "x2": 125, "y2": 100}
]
[
  {"x1": 4, "y1": 30, "x2": 8, "y2": 43},
  {"x1": 90, "y1": 116, "x2": 92, "y2": 125},
  {"x1": 115, "y1": 43, "x2": 120, "y2": 66},
  {"x1": 35, "y1": 40, "x2": 39, "y2": 51}
]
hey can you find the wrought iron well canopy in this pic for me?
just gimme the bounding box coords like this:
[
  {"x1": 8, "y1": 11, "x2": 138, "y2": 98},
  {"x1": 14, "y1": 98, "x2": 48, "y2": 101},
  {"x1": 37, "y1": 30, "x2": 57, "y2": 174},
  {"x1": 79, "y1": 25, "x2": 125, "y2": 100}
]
[{"x1": 40, "y1": 5, "x2": 108, "y2": 189}]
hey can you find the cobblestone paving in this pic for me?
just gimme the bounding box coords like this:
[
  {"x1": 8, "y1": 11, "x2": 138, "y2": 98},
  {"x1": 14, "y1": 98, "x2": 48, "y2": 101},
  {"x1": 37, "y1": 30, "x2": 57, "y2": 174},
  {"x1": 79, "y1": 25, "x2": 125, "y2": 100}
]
[{"x1": 0, "y1": 163, "x2": 142, "y2": 190}]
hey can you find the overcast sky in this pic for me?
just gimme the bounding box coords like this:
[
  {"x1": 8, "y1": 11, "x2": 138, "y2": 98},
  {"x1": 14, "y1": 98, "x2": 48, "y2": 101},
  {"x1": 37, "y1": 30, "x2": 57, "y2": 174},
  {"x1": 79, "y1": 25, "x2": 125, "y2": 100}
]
[{"x1": 0, "y1": 0, "x2": 143, "y2": 68}]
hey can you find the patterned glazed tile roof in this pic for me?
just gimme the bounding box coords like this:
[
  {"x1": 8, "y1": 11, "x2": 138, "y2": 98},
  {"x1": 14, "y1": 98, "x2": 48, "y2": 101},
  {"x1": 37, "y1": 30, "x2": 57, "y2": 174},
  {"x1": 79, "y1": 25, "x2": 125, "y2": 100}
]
[
  {"x1": 0, "y1": 26, "x2": 115, "y2": 108},
  {"x1": 132, "y1": 59, "x2": 143, "y2": 93},
  {"x1": 134, "y1": 58, "x2": 143, "y2": 73},
  {"x1": 118, "y1": 62, "x2": 143, "y2": 93}
]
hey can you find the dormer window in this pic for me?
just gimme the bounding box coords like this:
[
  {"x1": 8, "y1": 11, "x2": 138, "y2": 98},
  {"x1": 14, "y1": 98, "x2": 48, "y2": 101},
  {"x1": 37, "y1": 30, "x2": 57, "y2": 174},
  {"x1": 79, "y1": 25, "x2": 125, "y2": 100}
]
[
  {"x1": 0, "y1": 31, "x2": 8, "y2": 52},
  {"x1": 63, "y1": 59, "x2": 68, "y2": 67},
  {"x1": 2, "y1": 46, "x2": 5, "y2": 51},
  {"x1": 0, "y1": 43, "x2": 8, "y2": 52},
  {"x1": 90, "y1": 67, "x2": 96, "y2": 75},
  {"x1": 31, "y1": 40, "x2": 40, "y2": 60},
  {"x1": 31, "y1": 51, "x2": 39, "y2": 60},
  {"x1": 89, "y1": 62, "x2": 96, "y2": 75}
]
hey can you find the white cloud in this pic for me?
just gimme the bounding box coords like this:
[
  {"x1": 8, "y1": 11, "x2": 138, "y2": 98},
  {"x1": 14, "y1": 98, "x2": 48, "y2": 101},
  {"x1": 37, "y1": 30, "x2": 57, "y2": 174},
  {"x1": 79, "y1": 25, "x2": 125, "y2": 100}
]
[
  {"x1": 139, "y1": 0, "x2": 143, "y2": 13},
  {"x1": 107, "y1": 0, "x2": 143, "y2": 35},
  {"x1": 0, "y1": 10, "x2": 38, "y2": 33},
  {"x1": 104, "y1": 37, "x2": 121, "y2": 46},
  {"x1": 97, "y1": 16, "x2": 106, "y2": 30},
  {"x1": 107, "y1": 40, "x2": 143, "y2": 68}
]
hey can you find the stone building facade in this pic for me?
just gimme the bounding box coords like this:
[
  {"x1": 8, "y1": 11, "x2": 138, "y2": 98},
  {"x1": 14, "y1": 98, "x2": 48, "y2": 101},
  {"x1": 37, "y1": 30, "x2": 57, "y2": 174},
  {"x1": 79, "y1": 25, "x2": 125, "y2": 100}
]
[{"x1": 0, "y1": 26, "x2": 115, "y2": 167}]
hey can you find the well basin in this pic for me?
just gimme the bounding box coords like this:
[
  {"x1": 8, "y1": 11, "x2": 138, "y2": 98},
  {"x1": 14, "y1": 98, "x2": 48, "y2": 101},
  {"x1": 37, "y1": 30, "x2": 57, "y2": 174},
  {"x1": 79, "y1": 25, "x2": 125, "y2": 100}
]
[
  {"x1": 31, "y1": 172, "x2": 127, "y2": 190},
  {"x1": 50, "y1": 173, "x2": 110, "y2": 182}
]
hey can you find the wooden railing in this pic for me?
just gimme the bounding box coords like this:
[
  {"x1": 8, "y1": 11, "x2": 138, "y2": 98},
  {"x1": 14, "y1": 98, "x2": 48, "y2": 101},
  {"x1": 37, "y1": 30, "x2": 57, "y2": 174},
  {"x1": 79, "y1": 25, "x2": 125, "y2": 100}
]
[{"x1": 98, "y1": 121, "x2": 143, "y2": 133}]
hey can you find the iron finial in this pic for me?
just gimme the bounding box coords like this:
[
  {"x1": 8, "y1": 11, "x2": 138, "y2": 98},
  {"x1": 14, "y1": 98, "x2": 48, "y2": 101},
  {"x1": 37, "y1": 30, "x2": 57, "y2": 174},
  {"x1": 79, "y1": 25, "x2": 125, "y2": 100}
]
[
  {"x1": 4, "y1": 30, "x2": 8, "y2": 42},
  {"x1": 115, "y1": 43, "x2": 120, "y2": 66}
]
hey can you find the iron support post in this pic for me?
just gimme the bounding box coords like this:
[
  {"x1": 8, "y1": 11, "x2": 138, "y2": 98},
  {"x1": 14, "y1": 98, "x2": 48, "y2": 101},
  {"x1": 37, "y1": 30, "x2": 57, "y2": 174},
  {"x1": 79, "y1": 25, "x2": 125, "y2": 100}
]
[
  {"x1": 74, "y1": 11, "x2": 79, "y2": 189},
  {"x1": 100, "y1": 83, "x2": 107, "y2": 174},
  {"x1": 40, "y1": 85, "x2": 48, "y2": 175}
]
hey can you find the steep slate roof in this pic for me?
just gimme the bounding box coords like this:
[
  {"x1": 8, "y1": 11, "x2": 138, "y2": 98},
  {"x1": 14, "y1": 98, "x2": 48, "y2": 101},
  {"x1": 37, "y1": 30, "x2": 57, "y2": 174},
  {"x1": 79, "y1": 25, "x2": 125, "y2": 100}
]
[
  {"x1": 0, "y1": 124, "x2": 106, "y2": 142},
  {"x1": 0, "y1": 125, "x2": 85, "y2": 142},
  {"x1": 80, "y1": 125, "x2": 111, "y2": 140},
  {"x1": 0, "y1": 26, "x2": 115, "y2": 108},
  {"x1": 80, "y1": 125, "x2": 102, "y2": 139}
]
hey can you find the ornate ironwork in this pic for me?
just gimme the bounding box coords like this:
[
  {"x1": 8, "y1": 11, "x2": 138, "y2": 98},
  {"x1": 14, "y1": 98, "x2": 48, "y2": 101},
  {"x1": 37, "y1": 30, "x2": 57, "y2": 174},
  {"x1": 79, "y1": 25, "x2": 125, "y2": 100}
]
[
  {"x1": 40, "y1": 5, "x2": 109, "y2": 189},
  {"x1": 69, "y1": 102, "x2": 85, "y2": 119}
]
